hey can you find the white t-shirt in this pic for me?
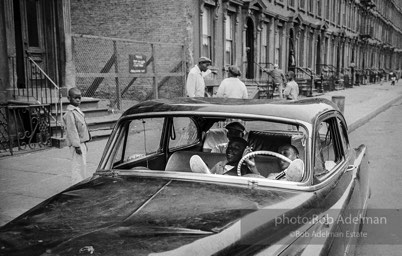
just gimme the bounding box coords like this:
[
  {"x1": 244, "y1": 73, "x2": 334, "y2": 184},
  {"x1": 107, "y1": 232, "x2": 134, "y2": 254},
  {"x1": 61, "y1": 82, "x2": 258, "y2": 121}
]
[{"x1": 216, "y1": 77, "x2": 248, "y2": 99}]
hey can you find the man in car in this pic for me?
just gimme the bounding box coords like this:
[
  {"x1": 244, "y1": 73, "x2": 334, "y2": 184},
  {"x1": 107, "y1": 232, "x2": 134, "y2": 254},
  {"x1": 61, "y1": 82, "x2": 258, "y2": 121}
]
[
  {"x1": 267, "y1": 144, "x2": 304, "y2": 182},
  {"x1": 191, "y1": 137, "x2": 259, "y2": 176}
]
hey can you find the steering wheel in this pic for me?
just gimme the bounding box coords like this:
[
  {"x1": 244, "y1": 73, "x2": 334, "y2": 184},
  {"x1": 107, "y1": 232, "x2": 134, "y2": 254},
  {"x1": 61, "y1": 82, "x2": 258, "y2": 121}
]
[{"x1": 237, "y1": 150, "x2": 292, "y2": 176}]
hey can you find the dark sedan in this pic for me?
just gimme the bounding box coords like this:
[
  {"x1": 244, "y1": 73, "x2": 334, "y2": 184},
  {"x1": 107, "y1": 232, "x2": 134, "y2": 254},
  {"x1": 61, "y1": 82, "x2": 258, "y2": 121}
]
[{"x1": 0, "y1": 97, "x2": 370, "y2": 256}]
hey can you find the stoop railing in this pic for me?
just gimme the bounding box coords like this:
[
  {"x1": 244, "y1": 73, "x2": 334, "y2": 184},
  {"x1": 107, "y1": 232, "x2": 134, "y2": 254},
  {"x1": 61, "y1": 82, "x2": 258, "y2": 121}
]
[
  {"x1": 3, "y1": 55, "x2": 64, "y2": 156},
  {"x1": 11, "y1": 55, "x2": 64, "y2": 137}
]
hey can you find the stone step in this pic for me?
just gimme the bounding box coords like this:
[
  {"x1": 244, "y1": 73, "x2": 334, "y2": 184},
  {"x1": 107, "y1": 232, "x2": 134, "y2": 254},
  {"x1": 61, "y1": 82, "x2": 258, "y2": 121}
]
[
  {"x1": 51, "y1": 129, "x2": 113, "y2": 148},
  {"x1": 51, "y1": 107, "x2": 110, "y2": 119}
]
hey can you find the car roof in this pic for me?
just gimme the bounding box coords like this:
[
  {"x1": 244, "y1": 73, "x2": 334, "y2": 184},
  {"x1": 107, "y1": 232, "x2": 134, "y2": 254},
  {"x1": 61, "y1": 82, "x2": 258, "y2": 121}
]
[{"x1": 122, "y1": 97, "x2": 338, "y2": 123}]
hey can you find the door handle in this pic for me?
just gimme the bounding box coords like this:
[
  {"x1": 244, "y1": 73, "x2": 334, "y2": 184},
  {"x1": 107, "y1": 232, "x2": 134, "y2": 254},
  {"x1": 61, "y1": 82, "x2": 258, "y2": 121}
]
[{"x1": 346, "y1": 165, "x2": 356, "y2": 172}]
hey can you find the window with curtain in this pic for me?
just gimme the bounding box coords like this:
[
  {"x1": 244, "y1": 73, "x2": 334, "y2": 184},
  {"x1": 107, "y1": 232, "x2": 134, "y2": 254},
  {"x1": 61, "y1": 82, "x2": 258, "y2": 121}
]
[
  {"x1": 317, "y1": 0, "x2": 322, "y2": 17},
  {"x1": 308, "y1": 0, "x2": 313, "y2": 13},
  {"x1": 202, "y1": 6, "x2": 213, "y2": 58},
  {"x1": 299, "y1": 0, "x2": 306, "y2": 10},
  {"x1": 289, "y1": 0, "x2": 295, "y2": 8},
  {"x1": 261, "y1": 23, "x2": 268, "y2": 67},
  {"x1": 298, "y1": 30, "x2": 304, "y2": 67},
  {"x1": 275, "y1": 29, "x2": 281, "y2": 66},
  {"x1": 225, "y1": 13, "x2": 234, "y2": 65}
]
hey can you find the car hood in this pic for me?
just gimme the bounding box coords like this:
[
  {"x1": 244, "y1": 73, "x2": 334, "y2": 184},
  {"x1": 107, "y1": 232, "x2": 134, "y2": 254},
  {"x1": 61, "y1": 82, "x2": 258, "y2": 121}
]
[{"x1": 0, "y1": 176, "x2": 312, "y2": 256}]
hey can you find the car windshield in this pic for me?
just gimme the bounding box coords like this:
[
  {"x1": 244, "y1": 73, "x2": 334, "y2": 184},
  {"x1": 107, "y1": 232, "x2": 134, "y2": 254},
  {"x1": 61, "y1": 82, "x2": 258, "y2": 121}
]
[{"x1": 105, "y1": 115, "x2": 307, "y2": 182}]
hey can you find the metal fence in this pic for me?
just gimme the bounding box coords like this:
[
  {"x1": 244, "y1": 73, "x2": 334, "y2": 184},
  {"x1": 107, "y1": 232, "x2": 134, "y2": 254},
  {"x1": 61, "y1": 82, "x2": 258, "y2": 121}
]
[
  {"x1": 0, "y1": 104, "x2": 51, "y2": 156},
  {"x1": 72, "y1": 34, "x2": 186, "y2": 111}
]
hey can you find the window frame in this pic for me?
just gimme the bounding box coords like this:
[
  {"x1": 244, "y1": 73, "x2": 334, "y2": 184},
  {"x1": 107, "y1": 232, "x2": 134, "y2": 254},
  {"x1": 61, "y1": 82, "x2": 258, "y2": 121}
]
[
  {"x1": 312, "y1": 112, "x2": 347, "y2": 183},
  {"x1": 224, "y1": 11, "x2": 235, "y2": 66},
  {"x1": 201, "y1": 4, "x2": 214, "y2": 59}
]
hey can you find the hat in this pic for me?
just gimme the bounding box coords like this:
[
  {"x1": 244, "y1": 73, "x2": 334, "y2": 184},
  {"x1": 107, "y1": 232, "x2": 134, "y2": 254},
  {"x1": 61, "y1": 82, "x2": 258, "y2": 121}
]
[
  {"x1": 274, "y1": 64, "x2": 279, "y2": 68},
  {"x1": 198, "y1": 56, "x2": 212, "y2": 64},
  {"x1": 287, "y1": 71, "x2": 295, "y2": 79},
  {"x1": 228, "y1": 65, "x2": 241, "y2": 76},
  {"x1": 225, "y1": 122, "x2": 245, "y2": 132}
]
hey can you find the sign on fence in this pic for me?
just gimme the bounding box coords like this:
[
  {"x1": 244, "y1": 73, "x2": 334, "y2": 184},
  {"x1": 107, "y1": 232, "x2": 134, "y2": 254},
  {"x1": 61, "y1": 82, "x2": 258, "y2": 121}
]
[{"x1": 129, "y1": 54, "x2": 147, "y2": 73}]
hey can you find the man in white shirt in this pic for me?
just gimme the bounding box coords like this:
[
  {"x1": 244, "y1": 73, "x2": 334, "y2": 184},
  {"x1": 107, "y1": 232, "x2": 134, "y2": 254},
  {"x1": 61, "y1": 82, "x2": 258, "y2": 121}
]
[
  {"x1": 186, "y1": 57, "x2": 212, "y2": 97},
  {"x1": 215, "y1": 65, "x2": 248, "y2": 99},
  {"x1": 283, "y1": 71, "x2": 299, "y2": 100},
  {"x1": 267, "y1": 144, "x2": 304, "y2": 182}
]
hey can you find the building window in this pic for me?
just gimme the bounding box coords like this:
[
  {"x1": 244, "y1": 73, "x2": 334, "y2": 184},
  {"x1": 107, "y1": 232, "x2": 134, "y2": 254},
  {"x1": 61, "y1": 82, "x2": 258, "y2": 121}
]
[
  {"x1": 298, "y1": 30, "x2": 304, "y2": 67},
  {"x1": 289, "y1": 0, "x2": 295, "y2": 8},
  {"x1": 202, "y1": 6, "x2": 213, "y2": 58},
  {"x1": 299, "y1": 0, "x2": 305, "y2": 10},
  {"x1": 308, "y1": 31, "x2": 313, "y2": 68},
  {"x1": 26, "y1": 0, "x2": 41, "y2": 47},
  {"x1": 261, "y1": 23, "x2": 268, "y2": 67},
  {"x1": 308, "y1": 0, "x2": 313, "y2": 13},
  {"x1": 317, "y1": 0, "x2": 322, "y2": 17},
  {"x1": 275, "y1": 28, "x2": 282, "y2": 66},
  {"x1": 224, "y1": 13, "x2": 234, "y2": 65},
  {"x1": 332, "y1": 0, "x2": 336, "y2": 23}
]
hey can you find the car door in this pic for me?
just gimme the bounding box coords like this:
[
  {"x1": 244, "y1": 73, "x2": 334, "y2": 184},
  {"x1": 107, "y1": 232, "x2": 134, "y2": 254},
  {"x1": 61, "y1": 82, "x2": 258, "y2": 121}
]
[{"x1": 313, "y1": 113, "x2": 363, "y2": 255}]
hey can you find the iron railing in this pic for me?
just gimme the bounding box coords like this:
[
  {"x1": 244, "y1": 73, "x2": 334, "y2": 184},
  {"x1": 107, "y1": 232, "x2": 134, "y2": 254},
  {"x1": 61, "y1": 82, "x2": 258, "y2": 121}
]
[
  {"x1": 10, "y1": 54, "x2": 63, "y2": 138},
  {"x1": 0, "y1": 104, "x2": 51, "y2": 156}
]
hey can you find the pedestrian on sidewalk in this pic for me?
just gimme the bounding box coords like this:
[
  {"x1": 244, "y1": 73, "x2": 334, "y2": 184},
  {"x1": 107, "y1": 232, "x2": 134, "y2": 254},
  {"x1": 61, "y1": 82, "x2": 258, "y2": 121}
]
[
  {"x1": 283, "y1": 71, "x2": 299, "y2": 100},
  {"x1": 263, "y1": 64, "x2": 287, "y2": 98},
  {"x1": 186, "y1": 57, "x2": 214, "y2": 97},
  {"x1": 215, "y1": 65, "x2": 248, "y2": 99},
  {"x1": 390, "y1": 71, "x2": 396, "y2": 86},
  {"x1": 63, "y1": 87, "x2": 92, "y2": 185}
]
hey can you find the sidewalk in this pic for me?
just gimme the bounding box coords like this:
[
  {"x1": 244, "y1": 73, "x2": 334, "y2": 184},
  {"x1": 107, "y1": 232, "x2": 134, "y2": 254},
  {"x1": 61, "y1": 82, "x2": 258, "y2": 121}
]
[{"x1": 1, "y1": 81, "x2": 402, "y2": 226}]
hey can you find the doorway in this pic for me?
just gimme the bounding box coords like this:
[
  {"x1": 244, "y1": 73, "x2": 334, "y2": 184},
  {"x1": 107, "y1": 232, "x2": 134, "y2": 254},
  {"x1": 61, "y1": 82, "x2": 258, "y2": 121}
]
[
  {"x1": 12, "y1": 0, "x2": 61, "y2": 89},
  {"x1": 288, "y1": 29, "x2": 296, "y2": 72},
  {"x1": 246, "y1": 18, "x2": 254, "y2": 79},
  {"x1": 316, "y1": 35, "x2": 321, "y2": 74}
]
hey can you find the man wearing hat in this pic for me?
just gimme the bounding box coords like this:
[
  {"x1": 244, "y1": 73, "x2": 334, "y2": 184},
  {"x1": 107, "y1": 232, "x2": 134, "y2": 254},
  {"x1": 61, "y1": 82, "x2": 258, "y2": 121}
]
[
  {"x1": 263, "y1": 63, "x2": 287, "y2": 98},
  {"x1": 186, "y1": 57, "x2": 213, "y2": 97},
  {"x1": 215, "y1": 65, "x2": 248, "y2": 99},
  {"x1": 203, "y1": 121, "x2": 247, "y2": 153}
]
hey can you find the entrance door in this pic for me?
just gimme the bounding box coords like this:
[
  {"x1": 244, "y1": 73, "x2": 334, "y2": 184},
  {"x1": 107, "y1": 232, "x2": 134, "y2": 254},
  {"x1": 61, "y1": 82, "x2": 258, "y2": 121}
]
[
  {"x1": 13, "y1": 0, "x2": 60, "y2": 89},
  {"x1": 246, "y1": 18, "x2": 254, "y2": 79}
]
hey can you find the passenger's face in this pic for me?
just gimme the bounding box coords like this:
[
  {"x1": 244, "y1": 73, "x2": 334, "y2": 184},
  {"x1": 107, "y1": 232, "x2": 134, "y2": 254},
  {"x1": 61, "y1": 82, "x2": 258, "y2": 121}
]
[
  {"x1": 279, "y1": 148, "x2": 297, "y2": 170},
  {"x1": 226, "y1": 141, "x2": 245, "y2": 165}
]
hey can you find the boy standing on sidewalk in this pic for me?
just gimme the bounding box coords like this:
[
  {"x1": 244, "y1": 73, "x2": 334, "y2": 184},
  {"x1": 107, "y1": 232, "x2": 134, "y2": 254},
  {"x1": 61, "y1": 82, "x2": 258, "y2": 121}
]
[{"x1": 63, "y1": 88, "x2": 91, "y2": 185}]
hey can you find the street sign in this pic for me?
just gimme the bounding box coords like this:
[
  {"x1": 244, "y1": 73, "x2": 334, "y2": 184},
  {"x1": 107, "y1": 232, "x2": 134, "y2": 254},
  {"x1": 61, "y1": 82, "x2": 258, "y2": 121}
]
[{"x1": 129, "y1": 54, "x2": 147, "y2": 73}]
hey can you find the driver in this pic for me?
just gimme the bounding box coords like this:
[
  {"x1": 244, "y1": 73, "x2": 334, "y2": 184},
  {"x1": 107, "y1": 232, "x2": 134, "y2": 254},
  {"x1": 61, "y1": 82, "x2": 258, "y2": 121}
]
[
  {"x1": 190, "y1": 137, "x2": 259, "y2": 176},
  {"x1": 267, "y1": 144, "x2": 304, "y2": 182}
]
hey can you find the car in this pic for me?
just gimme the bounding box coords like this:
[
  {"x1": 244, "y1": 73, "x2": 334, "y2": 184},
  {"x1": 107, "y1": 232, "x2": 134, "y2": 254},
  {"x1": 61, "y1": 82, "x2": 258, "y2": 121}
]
[{"x1": 0, "y1": 97, "x2": 369, "y2": 256}]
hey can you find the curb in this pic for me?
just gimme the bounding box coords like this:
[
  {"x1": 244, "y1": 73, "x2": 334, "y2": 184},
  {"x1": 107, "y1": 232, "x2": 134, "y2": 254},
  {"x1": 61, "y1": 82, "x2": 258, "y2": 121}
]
[{"x1": 348, "y1": 94, "x2": 402, "y2": 133}]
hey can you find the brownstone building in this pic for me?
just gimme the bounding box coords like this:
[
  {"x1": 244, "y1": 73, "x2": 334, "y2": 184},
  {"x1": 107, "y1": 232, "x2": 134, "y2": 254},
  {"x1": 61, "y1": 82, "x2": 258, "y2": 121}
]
[{"x1": 1, "y1": 0, "x2": 402, "y2": 103}]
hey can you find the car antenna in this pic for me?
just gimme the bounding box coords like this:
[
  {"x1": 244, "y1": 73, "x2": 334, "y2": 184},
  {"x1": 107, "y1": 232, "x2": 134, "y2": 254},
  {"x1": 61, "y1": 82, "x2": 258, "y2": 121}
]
[{"x1": 142, "y1": 119, "x2": 149, "y2": 168}]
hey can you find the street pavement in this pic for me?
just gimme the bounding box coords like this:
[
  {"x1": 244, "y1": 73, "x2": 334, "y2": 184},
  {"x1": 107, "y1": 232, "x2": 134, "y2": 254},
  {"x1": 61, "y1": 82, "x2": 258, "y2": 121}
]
[{"x1": 1, "y1": 81, "x2": 402, "y2": 226}]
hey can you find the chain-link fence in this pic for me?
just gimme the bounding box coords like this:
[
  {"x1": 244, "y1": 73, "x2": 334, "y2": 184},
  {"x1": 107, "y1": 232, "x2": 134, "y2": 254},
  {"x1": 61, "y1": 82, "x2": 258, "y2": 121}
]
[{"x1": 72, "y1": 34, "x2": 186, "y2": 111}]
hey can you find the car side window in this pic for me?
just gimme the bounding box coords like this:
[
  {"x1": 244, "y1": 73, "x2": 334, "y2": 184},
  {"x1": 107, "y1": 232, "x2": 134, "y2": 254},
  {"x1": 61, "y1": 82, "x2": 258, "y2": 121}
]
[
  {"x1": 314, "y1": 118, "x2": 341, "y2": 178},
  {"x1": 169, "y1": 117, "x2": 198, "y2": 150},
  {"x1": 113, "y1": 118, "x2": 164, "y2": 164}
]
